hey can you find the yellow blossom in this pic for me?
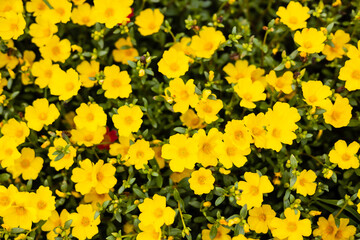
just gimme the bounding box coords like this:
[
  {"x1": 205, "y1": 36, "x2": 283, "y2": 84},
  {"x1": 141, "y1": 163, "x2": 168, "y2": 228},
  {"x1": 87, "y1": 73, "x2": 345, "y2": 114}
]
[
  {"x1": 323, "y1": 95, "x2": 352, "y2": 128},
  {"x1": 189, "y1": 168, "x2": 215, "y2": 195},
  {"x1": 25, "y1": 98, "x2": 60, "y2": 131},
  {"x1": 158, "y1": 48, "x2": 190, "y2": 78},
  {"x1": 112, "y1": 37, "x2": 139, "y2": 65},
  {"x1": 127, "y1": 139, "x2": 155, "y2": 169},
  {"x1": 135, "y1": 9, "x2": 164, "y2": 36},
  {"x1": 93, "y1": 0, "x2": 133, "y2": 28},
  {"x1": 190, "y1": 26, "x2": 226, "y2": 58},
  {"x1": 322, "y1": 30, "x2": 350, "y2": 61},
  {"x1": 248, "y1": 204, "x2": 276, "y2": 233},
  {"x1": 294, "y1": 28, "x2": 326, "y2": 54},
  {"x1": 293, "y1": 169, "x2": 317, "y2": 196},
  {"x1": 167, "y1": 78, "x2": 198, "y2": 113},
  {"x1": 112, "y1": 105, "x2": 143, "y2": 137},
  {"x1": 102, "y1": 65, "x2": 132, "y2": 99},
  {"x1": 276, "y1": 1, "x2": 310, "y2": 30},
  {"x1": 70, "y1": 204, "x2": 100, "y2": 240},
  {"x1": 329, "y1": 140, "x2": 360, "y2": 169}
]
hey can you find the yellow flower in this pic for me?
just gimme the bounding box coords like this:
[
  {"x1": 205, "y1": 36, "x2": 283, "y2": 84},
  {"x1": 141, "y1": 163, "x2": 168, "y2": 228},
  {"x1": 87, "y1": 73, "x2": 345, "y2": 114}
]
[
  {"x1": 302, "y1": 80, "x2": 332, "y2": 107},
  {"x1": 346, "y1": 40, "x2": 360, "y2": 59},
  {"x1": 334, "y1": 218, "x2": 356, "y2": 240},
  {"x1": 322, "y1": 30, "x2": 350, "y2": 61},
  {"x1": 234, "y1": 78, "x2": 266, "y2": 109},
  {"x1": 232, "y1": 235, "x2": 257, "y2": 240},
  {"x1": 71, "y1": 126, "x2": 106, "y2": 147},
  {"x1": 158, "y1": 48, "x2": 190, "y2": 78},
  {"x1": 170, "y1": 169, "x2": 192, "y2": 183},
  {"x1": 223, "y1": 60, "x2": 256, "y2": 84},
  {"x1": 84, "y1": 188, "x2": 111, "y2": 210},
  {"x1": 71, "y1": 159, "x2": 95, "y2": 195},
  {"x1": 293, "y1": 169, "x2": 317, "y2": 196},
  {"x1": 45, "y1": 0, "x2": 72, "y2": 23},
  {"x1": 31, "y1": 59, "x2": 62, "y2": 88},
  {"x1": 329, "y1": 140, "x2": 360, "y2": 169},
  {"x1": 135, "y1": 9, "x2": 164, "y2": 36},
  {"x1": 93, "y1": 0, "x2": 133, "y2": 28},
  {"x1": 314, "y1": 214, "x2": 356, "y2": 240},
  {"x1": 48, "y1": 138, "x2": 76, "y2": 170},
  {"x1": 1, "y1": 118, "x2": 29, "y2": 145},
  {"x1": 202, "y1": 224, "x2": 231, "y2": 240},
  {"x1": 216, "y1": 134, "x2": 250, "y2": 169},
  {"x1": 92, "y1": 159, "x2": 117, "y2": 194},
  {"x1": 0, "y1": 136, "x2": 21, "y2": 168},
  {"x1": 224, "y1": 119, "x2": 252, "y2": 150},
  {"x1": 236, "y1": 172, "x2": 274, "y2": 209},
  {"x1": 102, "y1": 65, "x2": 132, "y2": 99},
  {"x1": 49, "y1": 68, "x2": 81, "y2": 101},
  {"x1": 9, "y1": 147, "x2": 43, "y2": 180},
  {"x1": 339, "y1": 58, "x2": 360, "y2": 91},
  {"x1": 127, "y1": 139, "x2": 155, "y2": 169},
  {"x1": 270, "y1": 208, "x2": 312, "y2": 240},
  {"x1": 276, "y1": 1, "x2": 310, "y2": 30},
  {"x1": 2, "y1": 192, "x2": 36, "y2": 230},
  {"x1": 243, "y1": 113, "x2": 267, "y2": 148},
  {"x1": 26, "y1": 0, "x2": 48, "y2": 16},
  {"x1": 71, "y1": 3, "x2": 96, "y2": 27},
  {"x1": 0, "y1": 184, "x2": 18, "y2": 216},
  {"x1": 138, "y1": 194, "x2": 175, "y2": 230},
  {"x1": 167, "y1": 78, "x2": 198, "y2": 113},
  {"x1": 76, "y1": 60, "x2": 100, "y2": 88},
  {"x1": 109, "y1": 136, "x2": 133, "y2": 161},
  {"x1": 180, "y1": 109, "x2": 205, "y2": 129},
  {"x1": 170, "y1": 37, "x2": 195, "y2": 56},
  {"x1": 74, "y1": 103, "x2": 107, "y2": 131},
  {"x1": 266, "y1": 70, "x2": 294, "y2": 94},
  {"x1": 70, "y1": 204, "x2": 100, "y2": 240},
  {"x1": 0, "y1": 0, "x2": 23, "y2": 15},
  {"x1": 25, "y1": 98, "x2": 60, "y2": 131},
  {"x1": 41, "y1": 209, "x2": 70, "y2": 240},
  {"x1": 323, "y1": 95, "x2": 352, "y2": 128},
  {"x1": 112, "y1": 105, "x2": 143, "y2": 137},
  {"x1": 294, "y1": 28, "x2": 326, "y2": 54},
  {"x1": 195, "y1": 97, "x2": 223, "y2": 124},
  {"x1": 112, "y1": 37, "x2": 139, "y2": 65},
  {"x1": 137, "y1": 225, "x2": 161, "y2": 240},
  {"x1": 193, "y1": 128, "x2": 222, "y2": 167},
  {"x1": 39, "y1": 35, "x2": 71, "y2": 63},
  {"x1": 0, "y1": 12, "x2": 26, "y2": 40},
  {"x1": 190, "y1": 26, "x2": 226, "y2": 58},
  {"x1": 29, "y1": 15, "x2": 58, "y2": 47},
  {"x1": 189, "y1": 168, "x2": 215, "y2": 195},
  {"x1": 161, "y1": 134, "x2": 198, "y2": 172},
  {"x1": 248, "y1": 204, "x2": 276, "y2": 234},
  {"x1": 31, "y1": 186, "x2": 56, "y2": 222}
]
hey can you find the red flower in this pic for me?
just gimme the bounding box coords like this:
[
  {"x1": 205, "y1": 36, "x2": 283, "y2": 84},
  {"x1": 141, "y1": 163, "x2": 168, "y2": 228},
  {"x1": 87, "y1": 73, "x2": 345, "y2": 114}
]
[{"x1": 97, "y1": 127, "x2": 118, "y2": 150}]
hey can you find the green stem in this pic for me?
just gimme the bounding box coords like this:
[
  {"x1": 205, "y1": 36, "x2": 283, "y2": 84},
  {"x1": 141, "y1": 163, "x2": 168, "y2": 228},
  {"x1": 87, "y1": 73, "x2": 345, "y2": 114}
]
[
  {"x1": 42, "y1": 0, "x2": 53, "y2": 9},
  {"x1": 261, "y1": 30, "x2": 270, "y2": 67},
  {"x1": 334, "y1": 201, "x2": 348, "y2": 218}
]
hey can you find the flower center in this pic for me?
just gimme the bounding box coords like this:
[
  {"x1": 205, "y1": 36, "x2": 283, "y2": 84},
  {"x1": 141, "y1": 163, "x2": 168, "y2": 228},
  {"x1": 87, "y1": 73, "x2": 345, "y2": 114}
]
[
  {"x1": 52, "y1": 46, "x2": 61, "y2": 56},
  {"x1": 105, "y1": 8, "x2": 114, "y2": 18},
  {"x1": 197, "y1": 175, "x2": 206, "y2": 185},
  {"x1": 44, "y1": 69, "x2": 53, "y2": 78},
  {"x1": 15, "y1": 206, "x2": 26, "y2": 216},
  {"x1": 15, "y1": 129, "x2": 23, "y2": 138},
  {"x1": 303, "y1": 41, "x2": 313, "y2": 49},
  {"x1": 288, "y1": 16, "x2": 298, "y2": 24},
  {"x1": 82, "y1": 17, "x2": 90, "y2": 24},
  {"x1": 124, "y1": 49, "x2": 133, "y2": 56},
  {"x1": 5, "y1": 148, "x2": 13, "y2": 156},
  {"x1": 326, "y1": 225, "x2": 335, "y2": 234},
  {"x1": 37, "y1": 200, "x2": 47, "y2": 210},
  {"x1": 287, "y1": 222, "x2": 297, "y2": 232},
  {"x1": 203, "y1": 105, "x2": 212, "y2": 113},
  {"x1": 331, "y1": 111, "x2": 341, "y2": 121},
  {"x1": 179, "y1": 90, "x2": 189, "y2": 100},
  {"x1": 342, "y1": 153, "x2": 351, "y2": 161},
  {"x1": 111, "y1": 79, "x2": 121, "y2": 88},
  {"x1": 204, "y1": 42, "x2": 214, "y2": 51},
  {"x1": 20, "y1": 159, "x2": 30, "y2": 168},
  {"x1": 170, "y1": 62, "x2": 180, "y2": 72},
  {"x1": 81, "y1": 216, "x2": 90, "y2": 226},
  {"x1": 148, "y1": 22, "x2": 156, "y2": 30},
  {"x1": 258, "y1": 213, "x2": 267, "y2": 221},
  {"x1": 243, "y1": 93, "x2": 252, "y2": 101},
  {"x1": 124, "y1": 116, "x2": 133, "y2": 125},
  {"x1": 249, "y1": 185, "x2": 259, "y2": 196},
  {"x1": 38, "y1": 112, "x2": 48, "y2": 120},
  {"x1": 234, "y1": 130, "x2": 244, "y2": 140},
  {"x1": 226, "y1": 147, "x2": 236, "y2": 156},
  {"x1": 299, "y1": 178, "x2": 307, "y2": 186},
  {"x1": 153, "y1": 208, "x2": 164, "y2": 218},
  {"x1": 252, "y1": 127, "x2": 263, "y2": 136},
  {"x1": 65, "y1": 82, "x2": 75, "y2": 91},
  {"x1": 0, "y1": 196, "x2": 10, "y2": 206},
  {"x1": 308, "y1": 95, "x2": 317, "y2": 103},
  {"x1": 201, "y1": 143, "x2": 211, "y2": 154},
  {"x1": 136, "y1": 151, "x2": 144, "y2": 159},
  {"x1": 272, "y1": 128, "x2": 281, "y2": 138},
  {"x1": 56, "y1": 8, "x2": 65, "y2": 16},
  {"x1": 178, "y1": 147, "x2": 189, "y2": 158},
  {"x1": 96, "y1": 172, "x2": 104, "y2": 181},
  {"x1": 86, "y1": 113, "x2": 95, "y2": 121},
  {"x1": 84, "y1": 134, "x2": 94, "y2": 142},
  {"x1": 351, "y1": 70, "x2": 360, "y2": 80}
]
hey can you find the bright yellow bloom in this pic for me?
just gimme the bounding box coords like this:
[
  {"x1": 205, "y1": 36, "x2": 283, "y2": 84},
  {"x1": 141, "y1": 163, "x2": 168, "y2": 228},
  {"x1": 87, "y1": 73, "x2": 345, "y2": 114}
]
[
  {"x1": 71, "y1": 159, "x2": 95, "y2": 195},
  {"x1": 71, "y1": 3, "x2": 96, "y2": 27},
  {"x1": 92, "y1": 159, "x2": 117, "y2": 194},
  {"x1": 294, "y1": 28, "x2": 326, "y2": 54},
  {"x1": 224, "y1": 119, "x2": 252, "y2": 150},
  {"x1": 189, "y1": 168, "x2": 215, "y2": 195},
  {"x1": 0, "y1": 12, "x2": 26, "y2": 40},
  {"x1": 322, "y1": 30, "x2": 350, "y2": 61},
  {"x1": 71, "y1": 126, "x2": 106, "y2": 147},
  {"x1": 339, "y1": 58, "x2": 360, "y2": 91},
  {"x1": 314, "y1": 214, "x2": 356, "y2": 240},
  {"x1": 193, "y1": 128, "x2": 222, "y2": 167},
  {"x1": 74, "y1": 103, "x2": 107, "y2": 131},
  {"x1": 158, "y1": 48, "x2": 190, "y2": 78},
  {"x1": 271, "y1": 208, "x2": 312, "y2": 240},
  {"x1": 170, "y1": 169, "x2": 192, "y2": 183},
  {"x1": 202, "y1": 224, "x2": 231, "y2": 240},
  {"x1": 45, "y1": 0, "x2": 72, "y2": 23},
  {"x1": 243, "y1": 113, "x2": 267, "y2": 148},
  {"x1": 195, "y1": 96, "x2": 223, "y2": 124},
  {"x1": 112, "y1": 105, "x2": 143, "y2": 137},
  {"x1": 234, "y1": 78, "x2": 266, "y2": 109},
  {"x1": 29, "y1": 16, "x2": 58, "y2": 47},
  {"x1": 49, "y1": 68, "x2": 81, "y2": 101},
  {"x1": 293, "y1": 169, "x2": 317, "y2": 196},
  {"x1": 223, "y1": 60, "x2": 256, "y2": 84},
  {"x1": 0, "y1": 0, "x2": 23, "y2": 15},
  {"x1": 48, "y1": 138, "x2": 76, "y2": 170},
  {"x1": 248, "y1": 204, "x2": 276, "y2": 234},
  {"x1": 9, "y1": 147, "x2": 43, "y2": 180},
  {"x1": 1, "y1": 118, "x2": 29, "y2": 145},
  {"x1": 109, "y1": 136, "x2": 133, "y2": 161},
  {"x1": 94, "y1": 0, "x2": 133, "y2": 28},
  {"x1": 84, "y1": 188, "x2": 111, "y2": 210},
  {"x1": 76, "y1": 60, "x2": 99, "y2": 88},
  {"x1": 180, "y1": 109, "x2": 205, "y2": 129},
  {"x1": 70, "y1": 204, "x2": 100, "y2": 240},
  {"x1": 31, "y1": 59, "x2": 61, "y2": 88},
  {"x1": 102, "y1": 65, "x2": 132, "y2": 99},
  {"x1": 31, "y1": 186, "x2": 56, "y2": 222},
  {"x1": 26, "y1": 0, "x2": 48, "y2": 16},
  {"x1": 41, "y1": 209, "x2": 70, "y2": 240},
  {"x1": 329, "y1": 140, "x2": 359, "y2": 169},
  {"x1": 276, "y1": 1, "x2": 310, "y2": 30},
  {"x1": 170, "y1": 37, "x2": 195, "y2": 56},
  {"x1": 138, "y1": 194, "x2": 175, "y2": 230},
  {"x1": 167, "y1": 78, "x2": 198, "y2": 113},
  {"x1": 161, "y1": 134, "x2": 198, "y2": 172},
  {"x1": 236, "y1": 172, "x2": 274, "y2": 209},
  {"x1": 112, "y1": 37, "x2": 139, "y2": 65},
  {"x1": 39, "y1": 35, "x2": 71, "y2": 63},
  {"x1": 216, "y1": 134, "x2": 250, "y2": 169},
  {"x1": 323, "y1": 95, "x2": 352, "y2": 128},
  {"x1": 135, "y1": 9, "x2": 164, "y2": 36},
  {"x1": 25, "y1": 98, "x2": 60, "y2": 131},
  {"x1": 0, "y1": 184, "x2": 18, "y2": 216},
  {"x1": 190, "y1": 26, "x2": 226, "y2": 58},
  {"x1": 137, "y1": 224, "x2": 161, "y2": 240},
  {"x1": 0, "y1": 136, "x2": 21, "y2": 168},
  {"x1": 127, "y1": 139, "x2": 155, "y2": 169},
  {"x1": 266, "y1": 70, "x2": 294, "y2": 94},
  {"x1": 302, "y1": 80, "x2": 332, "y2": 107},
  {"x1": 2, "y1": 191, "x2": 36, "y2": 230},
  {"x1": 346, "y1": 40, "x2": 360, "y2": 60},
  {"x1": 232, "y1": 235, "x2": 256, "y2": 240}
]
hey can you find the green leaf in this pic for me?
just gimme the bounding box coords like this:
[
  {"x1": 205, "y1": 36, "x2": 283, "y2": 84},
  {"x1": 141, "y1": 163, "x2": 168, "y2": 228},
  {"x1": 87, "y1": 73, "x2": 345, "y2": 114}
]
[
  {"x1": 114, "y1": 210, "x2": 122, "y2": 223},
  {"x1": 209, "y1": 224, "x2": 218, "y2": 240},
  {"x1": 133, "y1": 187, "x2": 146, "y2": 198},
  {"x1": 64, "y1": 219, "x2": 72, "y2": 229},
  {"x1": 240, "y1": 204, "x2": 247, "y2": 218},
  {"x1": 215, "y1": 196, "x2": 225, "y2": 206},
  {"x1": 54, "y1": 152, "x2": 65, "y2": 161}
]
